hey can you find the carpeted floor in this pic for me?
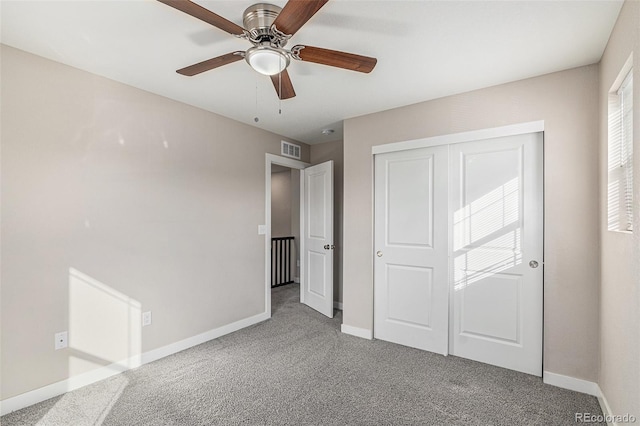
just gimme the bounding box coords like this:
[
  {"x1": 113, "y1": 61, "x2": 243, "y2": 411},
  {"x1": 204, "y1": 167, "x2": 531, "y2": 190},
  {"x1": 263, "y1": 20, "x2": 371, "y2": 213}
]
[{"x1": 2, "y1": 284, "x2": 605, "y2": 425}]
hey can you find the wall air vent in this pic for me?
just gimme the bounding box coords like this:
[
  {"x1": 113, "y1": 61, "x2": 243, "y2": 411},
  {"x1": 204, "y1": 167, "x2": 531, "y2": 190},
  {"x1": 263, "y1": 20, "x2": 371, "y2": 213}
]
[{"x1": 281, "y1": 141, "x2": 301, "y2": 160}]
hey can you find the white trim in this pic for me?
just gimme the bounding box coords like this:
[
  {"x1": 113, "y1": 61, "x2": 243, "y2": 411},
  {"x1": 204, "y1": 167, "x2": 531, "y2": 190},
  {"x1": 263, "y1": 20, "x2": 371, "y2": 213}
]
[
  {"x1": 299, "y1": 168, "x2": 306, "y2": 305},
  {"x1": 141, "y1": 311, "x2": 269, "y2": 364},
  {"x1": 333, "y1": 301, "x2": 343, "y2": 310},
  {"x1": 0, "y1": 311, "x2": 268, "y2": 416},
  {"x1": 595, "y1": 387, "x2": 637, "y2": 426},
  {"x1": 609, "y1": 52, "x2": 633, "y2": 93},
  {"x1": 341, "y1": 324, "x2": 373, "y2": 340},
  {"x1": 266, "y1": 153, "x2": 309, "y2": 169},
  {"x1": 372, "y1": 121, "x2": 544, "y2": 155},
  {"x1": 0, "y1": 361, "x2": 130, "y2": 416},
  {"x1": 265, "y1": 154, "x2": 310, "y2": 316},
  {"x1": 598, "y1": 387, "x2": 616, "y2": 426},
  {"x1": 542, "y1": 371, "x2": 600, "y2": 397}
]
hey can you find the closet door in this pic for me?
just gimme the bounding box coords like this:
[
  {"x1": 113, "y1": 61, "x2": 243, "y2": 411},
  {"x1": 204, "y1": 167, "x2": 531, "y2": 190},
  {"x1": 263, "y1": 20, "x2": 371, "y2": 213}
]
[
  {"x1": 449, "y1": 133, "x2": 543, "y2": 376},
  {"x1": 373, "y1": 146, "x2": 449, "y2": 355}
]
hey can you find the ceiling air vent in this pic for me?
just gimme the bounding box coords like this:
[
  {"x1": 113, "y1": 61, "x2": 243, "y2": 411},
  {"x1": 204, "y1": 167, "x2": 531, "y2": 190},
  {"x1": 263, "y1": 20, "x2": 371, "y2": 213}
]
[{"x1": 281, "y1": 141, "x2": 301, "y2": 160}]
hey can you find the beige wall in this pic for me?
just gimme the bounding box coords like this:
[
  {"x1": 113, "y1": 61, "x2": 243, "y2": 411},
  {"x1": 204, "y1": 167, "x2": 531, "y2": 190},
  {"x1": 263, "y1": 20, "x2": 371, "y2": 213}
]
[
  {"x1": 599, "y1": 0, "x2": 640, "y2": 418},
  {"x1": 271, "y1": 171, "x2": 292, "y2": 237},
  {"x1": 343, "y1": 65, "x2": 600, "y2": 381},
  {"x1": 310, "y1": 140, "x2": 344, "y2": 304},
  {"x1": 0, "y1": 45, "x2": 309, "y2": 400}
]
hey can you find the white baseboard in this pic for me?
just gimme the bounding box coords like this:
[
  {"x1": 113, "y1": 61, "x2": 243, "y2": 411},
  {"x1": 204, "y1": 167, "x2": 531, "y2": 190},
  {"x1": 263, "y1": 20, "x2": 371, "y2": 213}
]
[
  {"x1": 0, "y1": 311, "x2": 269, "y2": 416},
  {"x1": 542, "y1": 373, "x2": 633, "y2": 426},
  {"x1": 142, "y1": 311, "x2": 269, "y2": 364},
  {"x1": 543, "y1": 371, "x2": 600, "y2": 397},
  {"x1": 333, "y1": 301, "x2": 343, "y2": 310},
  {"x1": 341, "y1": 324, "x2": 373, "y2": 340},
  {"x1": 0, "y1": 360, "x2": 135, "y2": 416},
  {"x1": 597, "y1": 387, "x2": 616, "y2": 426}
]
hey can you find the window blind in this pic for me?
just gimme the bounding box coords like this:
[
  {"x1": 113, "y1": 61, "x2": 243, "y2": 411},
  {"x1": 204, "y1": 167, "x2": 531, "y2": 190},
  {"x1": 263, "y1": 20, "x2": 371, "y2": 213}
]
[{"x1": 618, "y1": 71, "x2": 633, "y2": 231}]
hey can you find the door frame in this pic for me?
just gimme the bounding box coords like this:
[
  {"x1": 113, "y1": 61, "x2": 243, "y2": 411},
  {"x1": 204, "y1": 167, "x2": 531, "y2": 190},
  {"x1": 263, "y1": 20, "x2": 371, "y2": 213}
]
[
  {"x1": 371, "y1": 120, "x2": 545, "y2": 359},
  {"x1": 372, "y1": 121, "x2": 544, "y2": 155},
  {"x1": 264, "y1": 153, "x2": 310, "y2": 317}
]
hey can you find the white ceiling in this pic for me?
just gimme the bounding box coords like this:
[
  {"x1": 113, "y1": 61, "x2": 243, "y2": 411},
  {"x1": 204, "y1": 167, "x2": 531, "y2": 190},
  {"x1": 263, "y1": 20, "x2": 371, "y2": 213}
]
[{"x1": 1, "y1": 0, "x2": 623, "y2": 144}]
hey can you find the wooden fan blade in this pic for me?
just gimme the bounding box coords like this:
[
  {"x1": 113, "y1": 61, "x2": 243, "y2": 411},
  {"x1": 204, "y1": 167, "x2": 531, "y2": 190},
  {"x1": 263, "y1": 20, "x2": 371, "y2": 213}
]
[
  {"x1": 271, "y1": 0, "x2": 329, "y2": 37},
  {"x1": 157, "y1": 0, "x2": 245, "y2": 36},
  {"x1": 177, "y1": 52, "x2": 245, "y2": 76},
  {"x1": 270, "y1": 69, "x2": 296, "y2": 100},
  {"x1": 292, "y1": 45, "x2": 377, "y2": 73}
]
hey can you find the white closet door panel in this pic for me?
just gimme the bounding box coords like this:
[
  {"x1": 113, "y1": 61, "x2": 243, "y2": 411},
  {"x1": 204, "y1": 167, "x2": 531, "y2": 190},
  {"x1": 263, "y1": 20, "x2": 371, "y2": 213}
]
[
  {"x1": 374, "y1": 146, "x2": 449, "y2": 355},
  {"x1": 450, "y1": 133, "x2": 543, "y2": 376}
]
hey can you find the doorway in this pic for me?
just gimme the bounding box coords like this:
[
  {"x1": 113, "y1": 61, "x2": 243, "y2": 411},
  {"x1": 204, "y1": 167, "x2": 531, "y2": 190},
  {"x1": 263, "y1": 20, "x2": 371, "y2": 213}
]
[
  {"x1": 264, "y1": 154, "x2": 335, "y2": 319},
  {"x1": 373, "y1": 129, "x2": 543, "y2": 376},
  {"x1": 270, "y1": 164, "x2": 301, "y2": 289}
]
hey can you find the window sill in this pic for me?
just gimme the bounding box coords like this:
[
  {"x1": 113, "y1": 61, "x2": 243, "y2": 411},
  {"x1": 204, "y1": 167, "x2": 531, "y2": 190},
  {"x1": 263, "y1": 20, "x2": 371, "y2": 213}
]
[{"x1": 608, "y1": 229, "x2": 633, "y2": 235}]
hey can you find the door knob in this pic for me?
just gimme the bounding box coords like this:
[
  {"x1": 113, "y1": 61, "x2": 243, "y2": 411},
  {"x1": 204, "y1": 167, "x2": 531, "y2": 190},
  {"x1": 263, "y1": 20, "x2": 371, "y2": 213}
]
[
  {"x1": 529, "y1": 260, "x2": 539, "y2": 268},
  {"x1": 324, "y1": 244, "x2": 330, "y2": 250},
  {"x1": 376, "y1": 251, "x2": 383, "y2": 257}
]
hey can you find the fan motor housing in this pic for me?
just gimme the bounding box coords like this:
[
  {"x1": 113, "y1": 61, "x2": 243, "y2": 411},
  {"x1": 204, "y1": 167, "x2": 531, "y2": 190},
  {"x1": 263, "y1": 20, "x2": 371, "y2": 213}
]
[{"x1": 243, "y1": 3, "x2": 283, "y2": 45}]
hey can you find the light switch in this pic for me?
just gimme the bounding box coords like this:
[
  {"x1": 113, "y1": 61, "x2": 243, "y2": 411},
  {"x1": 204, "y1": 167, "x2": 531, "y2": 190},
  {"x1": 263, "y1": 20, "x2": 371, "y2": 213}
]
[{"x1": 258, "y1": 225, "x2": 266, "y2": 235}]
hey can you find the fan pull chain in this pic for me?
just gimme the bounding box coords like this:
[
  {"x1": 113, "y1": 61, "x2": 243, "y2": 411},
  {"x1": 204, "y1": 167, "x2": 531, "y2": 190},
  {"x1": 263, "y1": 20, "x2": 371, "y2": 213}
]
[
  {"x1": 278, "y1": 55, "x2": 282, "y2": 115},
  {"x1": 254, "y1": 81, "x2": 259, "y2": 123},
  {"x1": 279, "y1": 72, "x2": 282, "y2": 115}
]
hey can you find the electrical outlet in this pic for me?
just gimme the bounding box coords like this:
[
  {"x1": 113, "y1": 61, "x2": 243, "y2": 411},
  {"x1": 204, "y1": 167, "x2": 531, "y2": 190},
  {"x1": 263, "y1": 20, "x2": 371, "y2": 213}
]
[
  {"x1": 142, "y1": 311, "x2": 152, "y2": 327},
  {"x1": 55, "y1": 331, "x2": 68, "y2": 350}
]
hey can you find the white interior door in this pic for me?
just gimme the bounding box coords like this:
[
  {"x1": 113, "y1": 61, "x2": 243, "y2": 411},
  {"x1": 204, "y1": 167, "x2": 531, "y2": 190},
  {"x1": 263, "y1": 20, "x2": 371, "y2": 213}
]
[
  {"x1": 300, "y1": 160, "x2": 334, "y2": 318},
  {"x1": 374, "y1": 146, "x2": 449, "y2": 354},
  {"x1": 450, "y1": 133, "x2": 543, "y2": 376}
]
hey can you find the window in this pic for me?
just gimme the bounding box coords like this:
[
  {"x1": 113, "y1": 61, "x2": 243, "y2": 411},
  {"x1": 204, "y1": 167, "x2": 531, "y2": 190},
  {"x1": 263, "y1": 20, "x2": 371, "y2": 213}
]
[{"x1": 608, "y1": 66, "x2": 633, "y2": 232}]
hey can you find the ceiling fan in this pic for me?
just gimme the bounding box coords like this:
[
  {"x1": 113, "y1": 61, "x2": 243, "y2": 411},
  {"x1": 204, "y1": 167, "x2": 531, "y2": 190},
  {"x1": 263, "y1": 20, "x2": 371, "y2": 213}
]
[{"x1": 158, "y1": 0, "x2": 377, "y2": 100}]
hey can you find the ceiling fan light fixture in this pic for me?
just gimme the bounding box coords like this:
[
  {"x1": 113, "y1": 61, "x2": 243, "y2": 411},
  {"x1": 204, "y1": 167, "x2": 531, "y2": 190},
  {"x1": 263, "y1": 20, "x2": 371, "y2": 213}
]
[
  {"x1": 159, "y1": 0, "x2": 377, "y2": 101},
  {"x1": 245, "y1": 46, "x2": 289, "y2": 76}
]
